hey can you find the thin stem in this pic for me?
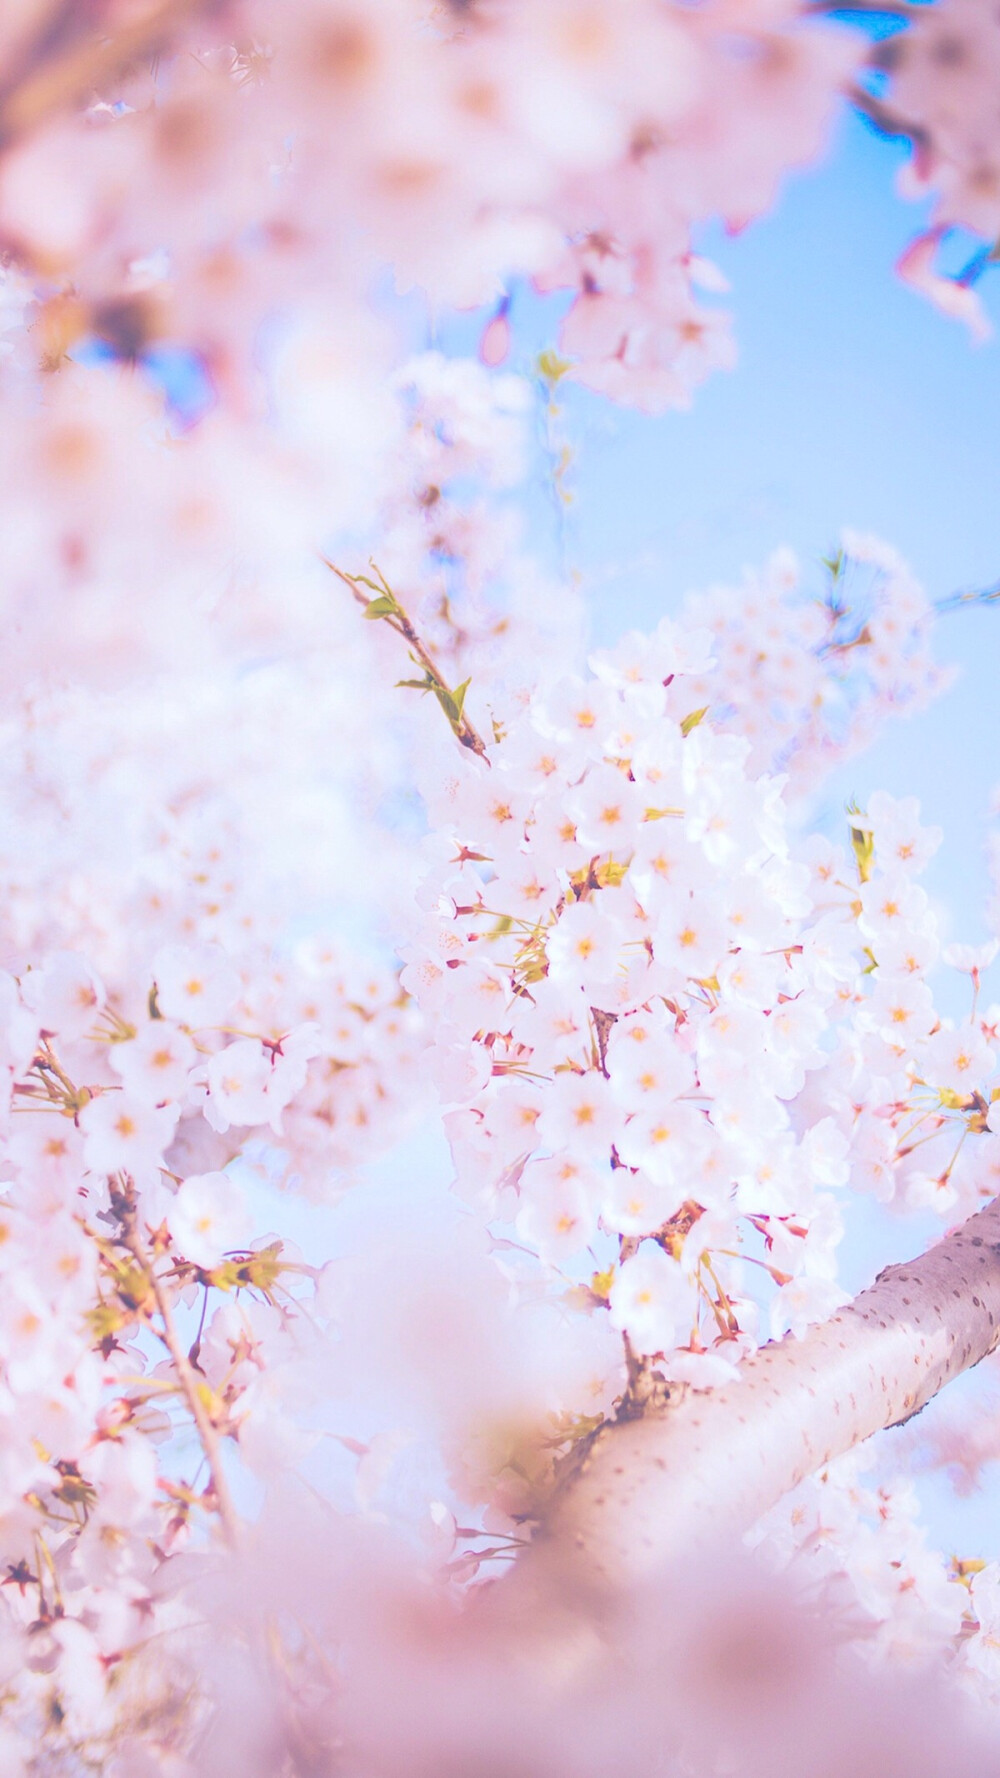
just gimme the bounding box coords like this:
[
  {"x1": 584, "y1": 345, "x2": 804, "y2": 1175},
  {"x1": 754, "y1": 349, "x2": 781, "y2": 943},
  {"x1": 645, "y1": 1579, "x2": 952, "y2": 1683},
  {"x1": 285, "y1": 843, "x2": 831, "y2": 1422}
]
[
  {"x1": 698, "y1": 1253, "x2": 741, "y2": 1337},
  {"x1": 938, "y1": 1125, "x2": 970, "y2": 1188},
  {"x1": 935, "y1": 578, "x2": 1000, "y2": 613},
  {"x1": 716, "y1": 1247, "x2": 792, "y2": 1287},
  {"x1": 122, "y1": 1221, "x2": 240, "y2": 1549},
  {"x1": 808, "y1": 0, "x2": 919, "y2": 13},
  {"x1": 327, "y1": 559, "x2": 490, "y2": 761},
  {"x1": 537, "y1": 371, "x2": 573, "y2": 582},
  {"x1": 189, "y1": 1285, "x2": 210, "y2": 1372},
  {"x1": 846, "y1": 81, "x2": 923, "y2": 146}
]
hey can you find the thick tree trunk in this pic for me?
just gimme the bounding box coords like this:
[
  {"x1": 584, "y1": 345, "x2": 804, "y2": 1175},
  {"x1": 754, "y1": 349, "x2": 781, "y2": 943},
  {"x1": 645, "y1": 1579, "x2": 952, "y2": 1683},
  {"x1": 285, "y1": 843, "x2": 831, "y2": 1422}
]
[{"x1": 533, "y1": 1197, "x2": 1000, "y2": 1588}]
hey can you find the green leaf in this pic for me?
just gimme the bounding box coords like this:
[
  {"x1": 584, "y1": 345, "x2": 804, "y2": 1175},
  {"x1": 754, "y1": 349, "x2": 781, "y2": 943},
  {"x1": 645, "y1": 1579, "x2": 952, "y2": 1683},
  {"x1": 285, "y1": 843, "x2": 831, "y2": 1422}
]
[
  {"x1": 86, "y1": 1300, "x2": 128, "y2": 1343},
  {"x1": 202, "y1": 1245, "x2": 286, "y2": 1298},
  {"x1": 849, "y1": 821, "x2": 875, "y2": 884},
  {"x1": 433, "y1": 685, "x2": 462, "y2": 727},
  {"x1": 680, "y1": 705, "x2": 709, "y2": 738},
  {"x1": 353, "y1": 570, "x2": 390, "y2": 596},
  {"x1": 397, "y1": 665, "x2": 472, "y2": 738},
  {"x1": 363, "y1": 594, "x2": 398, "y2": 620}
]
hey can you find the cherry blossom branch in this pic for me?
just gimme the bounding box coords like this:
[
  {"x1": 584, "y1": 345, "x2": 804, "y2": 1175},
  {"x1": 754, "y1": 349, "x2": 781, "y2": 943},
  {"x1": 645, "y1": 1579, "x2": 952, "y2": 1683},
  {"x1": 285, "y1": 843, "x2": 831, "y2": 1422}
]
[
  {"x1": 807, "y1": 0, "x2": 921, "y2": 15},
  {"x1": 0, "y1": 0, "x2": 220, "y2": 157},
  {"x1": 121, "y1": 1219, "x2": 240, "y2": 1550},
  {"x1": 846, "y1": 81, "x2": 926, "y2": 147},
  {"x1": 329, "y1": 559, "x2": 490, "y2": 760},
  {"x1": 529, "y1": 1194, "x2": 1000, "y2": 1589},
  {"x1": 935, "y1": 577, "x2": 1000, "y2": 613}
]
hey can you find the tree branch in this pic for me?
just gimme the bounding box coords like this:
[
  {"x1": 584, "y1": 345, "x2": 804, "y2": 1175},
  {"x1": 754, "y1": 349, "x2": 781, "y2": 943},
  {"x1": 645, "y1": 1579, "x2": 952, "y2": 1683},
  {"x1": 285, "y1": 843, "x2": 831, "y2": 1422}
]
[
  {"x1": 846, "y1": 81, "x2": 926, "y2": 148},
  {"x1": 329, "y1": 558, "x2": 490, "y2": 761},
  {"x1": 529, "y1": 1196, "x2": 1000, "y2": 1588},
  {"x1": 806, "y1": 0, "x2": 921, "y2": 15},
  {"x1": 122, "y1": 1222, "x2": 240, "y2": 1549},
  {"x1": 0, "y1": 0, "x2": 221, "y2": 158}
]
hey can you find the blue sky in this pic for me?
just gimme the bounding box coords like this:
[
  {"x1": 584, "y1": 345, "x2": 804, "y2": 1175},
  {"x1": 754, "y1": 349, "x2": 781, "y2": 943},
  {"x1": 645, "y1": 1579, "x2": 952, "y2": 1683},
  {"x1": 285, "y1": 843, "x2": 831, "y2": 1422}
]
[{"x1": 568, "y1": 108, "x2": 1000, "y2": 620}]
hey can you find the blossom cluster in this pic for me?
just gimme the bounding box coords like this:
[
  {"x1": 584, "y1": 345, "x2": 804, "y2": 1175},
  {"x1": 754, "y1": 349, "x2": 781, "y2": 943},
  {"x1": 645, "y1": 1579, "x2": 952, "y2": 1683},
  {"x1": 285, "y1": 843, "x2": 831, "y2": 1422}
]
[
  {"x1": 0, "y1": 900, "x2": 422, "y2": 1765},
  {"x1": 0, "y1": 749, "x2": 428, "y2": 1764},
  {"x1": 754, "y1": 1438, "x2": 1000, "y2": 1712},
  {"x1": 402, "y1": 603, "x2": 999, "y2": 1400},
  {"x1": 0, "y1": 673, "x2": 426, "y2": 1189},
  {"x1": 756, "y1": 1448, "x2": 971, "y2": 1666},
  {"x1": 0, "y1": 0, "x2": 860, "y2": 413},
  {"x1": 371, "y1": 350, "x2": 584, "y2": 705},
  {"x1": 1, "y1": 2, "x2": 999, "y2": 1767},
  {"x1": 678, "y1": 532, "x2": 951, "y2": 789},
  {"x1": 0, "y1": 0, "x2": 854, "y2": 706},
  {"x1": 856, "y1": 0, "x2": 1000, "y2": 337},
  {"x1": 1, "y1": 553, "x2": 998, "y2": 1765}
]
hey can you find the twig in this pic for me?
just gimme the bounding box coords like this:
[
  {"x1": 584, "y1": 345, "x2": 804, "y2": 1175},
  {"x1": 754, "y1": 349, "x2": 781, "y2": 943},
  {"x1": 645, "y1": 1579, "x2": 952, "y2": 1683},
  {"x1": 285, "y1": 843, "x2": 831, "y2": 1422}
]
[
  {"x1": 846, "y1": 81, "x2": 926, "y2": 147},
  {"x1": 935, "y1": 578, "x2": 1000, "y2": 613},
  {"x1": 0, "y1": 0, "x2": 221, "y2": 158},
  {"x1": 328, "y1": 559, "x2": 490, "y2": 761},
  {"x1": 807, "y1": 0, "x2": 921, "y2": 14},
  {"x1": 122, "y1": 1220, "x2": 240, "y2": 1549}
]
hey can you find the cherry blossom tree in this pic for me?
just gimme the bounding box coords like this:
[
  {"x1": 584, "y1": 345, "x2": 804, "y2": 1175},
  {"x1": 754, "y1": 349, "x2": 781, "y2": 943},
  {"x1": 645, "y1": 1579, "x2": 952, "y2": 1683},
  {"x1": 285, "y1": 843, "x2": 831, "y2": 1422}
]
[{"x1": 1, "y1": 2, "x2": 1000, "y2": 1773}]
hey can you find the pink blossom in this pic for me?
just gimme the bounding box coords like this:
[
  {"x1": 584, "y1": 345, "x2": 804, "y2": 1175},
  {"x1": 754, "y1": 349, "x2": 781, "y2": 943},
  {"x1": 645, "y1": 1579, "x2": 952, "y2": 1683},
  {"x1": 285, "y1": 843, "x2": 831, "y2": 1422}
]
[
  {"x1": 109, "y1": 1018, "x2": 197, "y2": 1103},
  {"x1": 79, "y1": 1091, "x2": 179, "y2": 1180},
  {"x1": 479, "y1": 310, "x2": 511, "y2": 369},
  {"x1": 921, "y1": 1025, "x2": 996, "y2": 1096},
  {"x1": 858, "y1": 873, "x2": 933, "y2": 948},
  {"x1": 897, "y1": 232, "x2": 993, "y2": 342},
  {"x1": 770, "y1": 1275, "x2": 852, "y2": 1340},
  {"x1": 942, "y1": 940, "x2": 1000, "y2": 976},
  {"x1": 864, "y1": 790, "x2": 943, "y2": 876},
  {"x1": 3, "y1": 1117, "x2": 85, "y2": 1201},
  {"x1": 20, "y1": 951, "x2": 105, "y2": 1042},
  {"x1": 201, "y1": 1039, "x2": 274, "y2": 1132},
  {"x1": 866, "y1": 976, "x2": 938, "y2": 1047},
  {"x1": 616, "y1": 1100, "x2": 710, "y2": 1192},
  {"x1": 515, "y1": 1153, "x2": 602, "y2": 1263},
  {"x1": 608, "y1": 1241, "x2": 698, "y2": 1356},
  {"x1": 167, "y1": 1170, "x2": 252, "y2": 1269},
  {"x1": 546, "y1": 900, "x2": 625, "y2": 992},
  {"x1": 152, "y1": 943, "x2": 240, "y2": 1029},
  {"x1": 0, "y1": 973, "x2": 38, "y2": 1133},
  {"x1": 601, "y1": 1163, "x2": 692, "y2": 1238}
]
